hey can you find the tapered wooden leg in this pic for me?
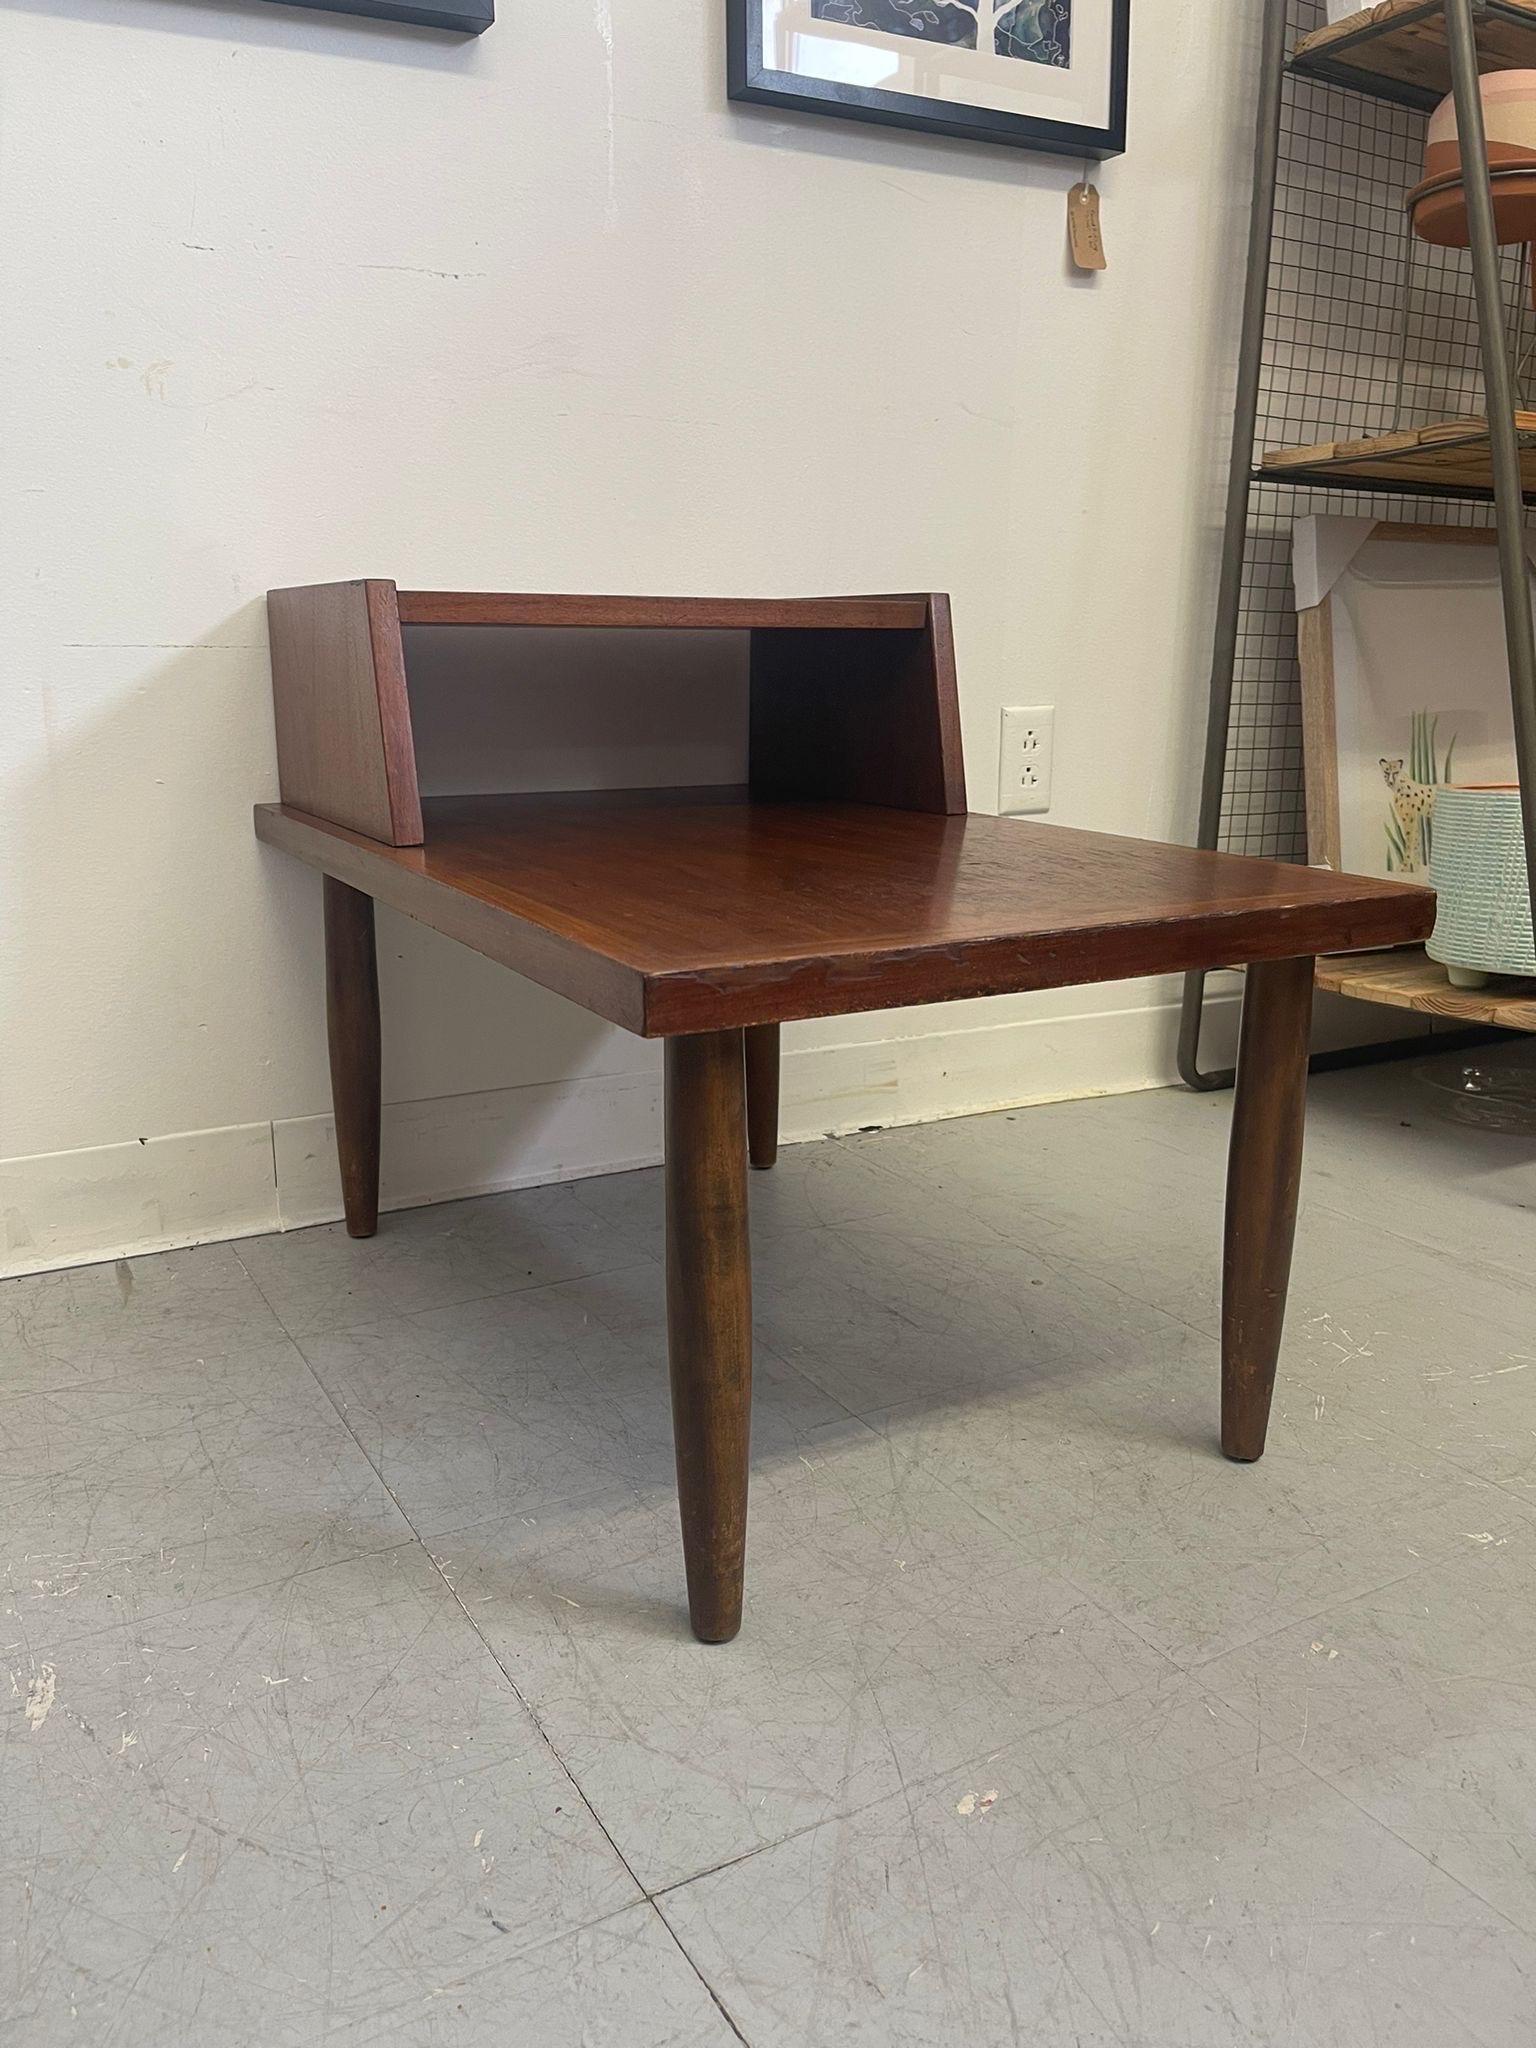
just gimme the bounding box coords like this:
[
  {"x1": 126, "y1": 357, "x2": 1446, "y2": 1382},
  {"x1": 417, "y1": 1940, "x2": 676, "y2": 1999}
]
[
  {"x1": 744, "y1": 1023, "x2": 780, "y2": 1171},
  {"x1": 323, "y1": 876, "x2": 381, "y2": 1240},
  {"x1": 665, "y1": 1029, "x2": 752, "y2": 1643},
  {"x1": 1222, "y1": 954, "x2": 1314, "y2": 1462}
]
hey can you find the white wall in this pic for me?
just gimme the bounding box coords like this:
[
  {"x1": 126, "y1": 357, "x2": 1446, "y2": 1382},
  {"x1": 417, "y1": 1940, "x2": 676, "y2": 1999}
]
[{"x1": 0, "y1": 0, "x2": 1262, "y2": 1275}]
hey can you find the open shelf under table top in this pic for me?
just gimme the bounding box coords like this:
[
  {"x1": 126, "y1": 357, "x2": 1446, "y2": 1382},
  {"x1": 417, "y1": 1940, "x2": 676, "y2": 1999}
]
[{"x1": 254, "y1": 788, "x2": 1433, "y2": 1037}]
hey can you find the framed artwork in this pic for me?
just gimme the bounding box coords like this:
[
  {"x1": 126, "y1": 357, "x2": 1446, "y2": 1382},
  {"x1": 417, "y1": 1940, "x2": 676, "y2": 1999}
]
[
  {"x1": 1293, "y1": 517, "x2": 1522, "y2": 882},
  {"x1": 272, "y1": 0, "x2": 492, "y2": 30},
  {"x1": 726, "y1": 1, "x2": 1130, "y2": 158}
]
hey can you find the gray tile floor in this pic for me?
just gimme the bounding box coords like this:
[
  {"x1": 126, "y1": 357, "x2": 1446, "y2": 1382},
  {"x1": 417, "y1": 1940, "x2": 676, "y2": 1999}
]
[{"x1": 5, "y1": 1049, "x2": 1536, "y2": 2045}]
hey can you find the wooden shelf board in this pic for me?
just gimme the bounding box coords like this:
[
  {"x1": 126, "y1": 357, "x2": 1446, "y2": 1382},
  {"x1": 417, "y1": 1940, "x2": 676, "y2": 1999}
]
[
  {"x1": 1260, "y1": 414, "x2": 1536, "y2": 499},
  {"x1": 1291, "y1": 0, "x2": 1536, "y2": 110},
  {"x1": 1316, "y1": 944, "x2": 1536, "y2": 1028}
]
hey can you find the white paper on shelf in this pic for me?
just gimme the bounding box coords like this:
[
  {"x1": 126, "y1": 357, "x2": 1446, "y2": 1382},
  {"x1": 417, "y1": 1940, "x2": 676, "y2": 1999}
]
[
  {"x1": 1292, "y1": 515, "x2": 1376, "y2": 610},
  {"x1": 1293, "y1": 516, "x2": 1536, "y2": 611}
]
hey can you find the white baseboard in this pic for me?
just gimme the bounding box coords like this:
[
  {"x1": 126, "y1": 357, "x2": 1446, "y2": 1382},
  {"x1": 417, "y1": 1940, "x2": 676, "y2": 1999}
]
[
  {"x1": 0, "y1": 1123, "x2": 281, "y2": 1279},
  {"x1": 272, "y1": 1067, "x2": 669, "y2": 1230},
  {"x1": 1, "y1": 985, "x2": 1244, "y2": 1278}
]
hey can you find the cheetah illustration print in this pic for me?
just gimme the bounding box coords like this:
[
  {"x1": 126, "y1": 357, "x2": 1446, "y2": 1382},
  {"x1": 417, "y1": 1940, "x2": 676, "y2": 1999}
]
[{"x1": 1380, "y1": 756, "x2": 1436, "y2": 874}]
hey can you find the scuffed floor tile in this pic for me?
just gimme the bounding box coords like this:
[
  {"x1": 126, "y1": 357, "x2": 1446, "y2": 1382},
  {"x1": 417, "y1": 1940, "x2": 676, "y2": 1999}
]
[{"x1": 1, "y1": 1546, "x2": 640, "y2": 2046}]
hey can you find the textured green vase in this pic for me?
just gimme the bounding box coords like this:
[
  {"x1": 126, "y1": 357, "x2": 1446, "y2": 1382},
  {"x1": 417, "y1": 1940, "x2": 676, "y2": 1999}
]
[{"x1": 1427, "y1": 787, "x2": 1536, "y2": 984}]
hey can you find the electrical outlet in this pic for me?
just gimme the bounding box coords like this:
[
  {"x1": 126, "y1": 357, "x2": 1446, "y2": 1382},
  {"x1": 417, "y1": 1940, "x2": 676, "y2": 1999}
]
[{"x1": 998, "y1": 705, "x2": 1055, "y2": 815}]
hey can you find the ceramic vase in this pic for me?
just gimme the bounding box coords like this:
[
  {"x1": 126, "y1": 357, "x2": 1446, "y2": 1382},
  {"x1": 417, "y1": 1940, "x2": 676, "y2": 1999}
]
[{"x1": 1427, "y1": 784, "x2": 1536, "y2": 987}]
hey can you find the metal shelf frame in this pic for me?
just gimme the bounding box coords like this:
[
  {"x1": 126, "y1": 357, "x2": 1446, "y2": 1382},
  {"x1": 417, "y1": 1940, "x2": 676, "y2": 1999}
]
[
  {"x1": 1290, "y1": 0, "x2": 1536, "y2": 109},
  {"x1": 1180, "y1": 0, "x2": 1536, "y2": 1088},
  {"x1": 1254, "y1": 463, "x2": 1536, "y2": 499}
]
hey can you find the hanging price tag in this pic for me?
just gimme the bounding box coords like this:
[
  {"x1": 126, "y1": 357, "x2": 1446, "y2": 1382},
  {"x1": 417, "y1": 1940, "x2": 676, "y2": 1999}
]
[{"x1": 1068, "y1": 181, "x2": 1107, "y2": 272}]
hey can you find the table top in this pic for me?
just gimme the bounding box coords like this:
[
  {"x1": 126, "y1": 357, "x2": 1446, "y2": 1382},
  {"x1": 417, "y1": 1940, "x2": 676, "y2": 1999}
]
[{"x1": 254, "y1": 789, "x2": 1435, "y2": 1036}]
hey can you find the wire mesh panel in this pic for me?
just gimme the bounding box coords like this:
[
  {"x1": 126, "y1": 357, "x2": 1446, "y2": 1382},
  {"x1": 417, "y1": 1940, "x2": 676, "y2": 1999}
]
[{"x1": 1220, "y1": 0, "x2": 1525, "y2": 859}]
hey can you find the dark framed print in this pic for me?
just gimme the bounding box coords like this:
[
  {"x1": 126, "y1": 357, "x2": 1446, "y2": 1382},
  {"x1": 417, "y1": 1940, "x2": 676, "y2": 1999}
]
[
  {"x1": 727, "y1": 1, "x2": 1129, "y2": 159},
  {"x1": 271, "y1": 0, "x2": 492, "y2": 28}
]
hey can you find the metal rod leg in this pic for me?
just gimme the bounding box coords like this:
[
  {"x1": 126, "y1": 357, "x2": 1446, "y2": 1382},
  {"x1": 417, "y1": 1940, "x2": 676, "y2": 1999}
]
[
  {"x1": 1393, "y1": 212, "x2": 1415, "y2": 431},
  {"x1": 1445, "y1": 0, "x2": 1536, "y2": 912},
  {"x1": 1178, "y1": 0, "x2": 1290, "y2": 1092}
]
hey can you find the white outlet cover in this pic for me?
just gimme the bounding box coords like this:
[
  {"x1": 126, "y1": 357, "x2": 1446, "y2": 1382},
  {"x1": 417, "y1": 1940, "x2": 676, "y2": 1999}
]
[{"x1": 999, "y1": 704, "x2": 1054, "y2": 816}]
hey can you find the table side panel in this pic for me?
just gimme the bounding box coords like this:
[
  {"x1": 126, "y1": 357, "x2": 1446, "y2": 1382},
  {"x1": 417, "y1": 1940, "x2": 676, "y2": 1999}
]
[
  {"x1": 640, "y1": 899, "x2": 1433, "y2": 1032},
  {"x1": 266, "y1": 581, "x2": 422, "y2": 846},
  {"x1": 749, "y1": 597, "x2": 965, "y2": 815}
]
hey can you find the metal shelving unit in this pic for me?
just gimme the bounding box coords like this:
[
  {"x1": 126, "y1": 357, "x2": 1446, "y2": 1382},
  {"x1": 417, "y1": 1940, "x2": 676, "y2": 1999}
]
[{"x1": 1180, "y1": 0, "x2": 1536, "y2": 1087}]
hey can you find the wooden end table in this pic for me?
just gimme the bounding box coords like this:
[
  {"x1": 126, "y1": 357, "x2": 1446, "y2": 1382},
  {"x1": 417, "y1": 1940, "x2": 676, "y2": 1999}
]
[{"x1": 255, "y1": 584, "x2": 1434, "y2": 1642}]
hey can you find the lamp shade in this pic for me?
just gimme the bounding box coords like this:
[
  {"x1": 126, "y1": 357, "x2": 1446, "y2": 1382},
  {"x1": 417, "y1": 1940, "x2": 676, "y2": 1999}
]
[{"x1": 1409, "y1": 71, "x2": 1536, "y2": 249}]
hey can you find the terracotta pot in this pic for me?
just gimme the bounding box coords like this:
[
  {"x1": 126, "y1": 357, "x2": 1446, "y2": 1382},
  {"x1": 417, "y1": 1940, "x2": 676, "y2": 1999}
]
[{"x1": 1409, "y1": 71, "x2": 1536, "y2": 249}]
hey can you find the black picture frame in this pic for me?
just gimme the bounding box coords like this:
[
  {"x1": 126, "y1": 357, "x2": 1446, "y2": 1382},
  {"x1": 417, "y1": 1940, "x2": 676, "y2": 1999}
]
[
  {"x1": 727, "y1": 1, "x2": 1128, "y2": 159},
  {"x1": 271, "y1": 0, "x2": 493, "y2": 32}
]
